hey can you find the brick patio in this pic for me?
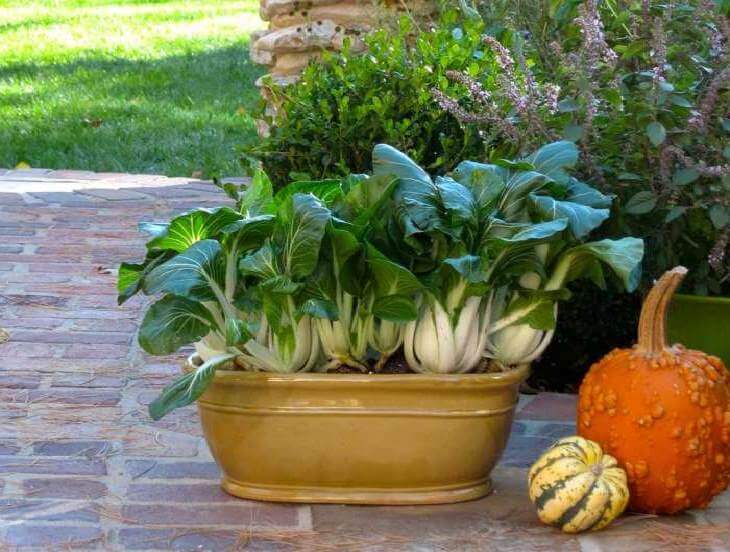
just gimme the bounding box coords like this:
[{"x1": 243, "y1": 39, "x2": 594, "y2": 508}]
[{"x1": 0, "y1": 169, "x2": 728, "y2": 551}]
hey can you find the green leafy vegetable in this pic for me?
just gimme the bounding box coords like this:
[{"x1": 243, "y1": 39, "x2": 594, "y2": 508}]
[{"x1": 121, "y1": 140, "x2": 644, "y2": 418}]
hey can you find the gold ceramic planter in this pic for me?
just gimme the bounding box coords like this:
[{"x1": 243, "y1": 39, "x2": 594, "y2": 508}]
[{"x1": 191, "y1": 356, "x2": 528, "y2": 505}]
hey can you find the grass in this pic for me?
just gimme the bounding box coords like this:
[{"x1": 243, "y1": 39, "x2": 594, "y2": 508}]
[{"x1": 0, "y1": 0, "x2": 264, "y2": 177}]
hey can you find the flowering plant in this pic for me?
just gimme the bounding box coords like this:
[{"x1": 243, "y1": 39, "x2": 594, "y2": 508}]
[{"x1": 443, "y1": 0, "x2": 730, "y2": 295}]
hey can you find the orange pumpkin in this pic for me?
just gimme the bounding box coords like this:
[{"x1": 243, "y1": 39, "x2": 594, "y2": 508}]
[{"x1": 577, "y1": 266, "x2": 730, "y2": 514}]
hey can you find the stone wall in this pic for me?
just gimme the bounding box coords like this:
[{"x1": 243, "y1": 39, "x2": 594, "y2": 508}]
[{"x1": 250, "y1": 0, "x2": 436, "y2": 85}]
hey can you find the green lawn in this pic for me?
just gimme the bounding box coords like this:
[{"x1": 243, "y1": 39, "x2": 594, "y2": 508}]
[{"x1": 0, "y1": 0, "x2": 264, "y2": 177}]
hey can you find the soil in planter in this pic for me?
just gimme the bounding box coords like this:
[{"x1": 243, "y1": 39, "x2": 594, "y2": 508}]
[
  {"x1": 328, "y1": 353, "x2": 414, "y2": 374},
  {"x1": 326, "y1": 353, "x2": 507, "y2": 375}
]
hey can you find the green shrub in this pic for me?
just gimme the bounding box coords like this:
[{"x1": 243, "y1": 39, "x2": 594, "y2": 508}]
[{"x1": 247, "y1": 11, "x2": 504, "y2": 185}]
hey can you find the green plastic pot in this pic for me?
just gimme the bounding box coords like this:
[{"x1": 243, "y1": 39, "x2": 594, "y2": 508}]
[{"x1": 667, "y1": 293, "x2": 730, "y2": 365}]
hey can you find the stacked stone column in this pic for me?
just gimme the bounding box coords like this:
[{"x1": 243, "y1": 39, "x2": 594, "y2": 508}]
[{"x1": 250, "y1": 0, "x2": 435, "y2": 85}]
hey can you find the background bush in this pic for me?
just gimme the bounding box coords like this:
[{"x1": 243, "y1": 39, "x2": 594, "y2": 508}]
[
  {"x1": 246, "y1": 2, "x2": 729, "y2": 390},
  {"x1": 247, "y1": 11, "x2": 499, "y2": 185},
  {"x1": 466, "y1": 0, "x2": 730, "y2": 297}
]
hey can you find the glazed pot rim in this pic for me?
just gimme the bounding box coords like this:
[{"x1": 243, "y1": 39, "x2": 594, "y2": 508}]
[
  {"x1": 186, "y1": 354, "x2": 530, "y2": 386},
  {"x1": 673, "y1": 293, "x2": 730, "y2": 305}
]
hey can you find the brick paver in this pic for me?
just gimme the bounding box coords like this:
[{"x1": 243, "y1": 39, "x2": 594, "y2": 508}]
[{"x1": 0, "y1": 170, "x2": 728, "y2": 551}]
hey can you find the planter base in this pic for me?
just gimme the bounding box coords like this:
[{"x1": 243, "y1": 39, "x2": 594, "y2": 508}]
[
  {"x1": 193, "y1": 358, "x2": 528, "y2": 505},
  {"x1": 221, "y1": 476, "x2": 492, "y2": 505}
]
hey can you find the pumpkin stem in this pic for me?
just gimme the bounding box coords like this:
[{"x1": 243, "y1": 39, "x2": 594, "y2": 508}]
[{"x1": 637, "y1": 266, "x2": 688, "y2": 353}]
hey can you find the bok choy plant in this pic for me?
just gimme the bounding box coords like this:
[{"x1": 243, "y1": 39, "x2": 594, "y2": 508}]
[
  {"x1": 120, "y1": 140, "x2": 643, "y2": 419},
  {"x1": 367, "y1": 141, "x2": 644, "y2": 373},
  {"x1": 119, "y1": 171, "x2": 330, "y2": 418}
]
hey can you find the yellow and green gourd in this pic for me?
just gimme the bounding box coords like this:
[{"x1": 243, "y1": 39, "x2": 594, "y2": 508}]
[{"x1": 528, "y1": 436, "x2": 629, "y2": 533}]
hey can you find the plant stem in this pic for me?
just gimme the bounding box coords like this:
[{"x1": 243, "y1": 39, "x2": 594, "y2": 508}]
[
  {"x1": 224, "y1": 248, "x2": 239, "y2": 300},
  {"x1": 637, "y1": 266, "x2": 687, "y2": 353}
]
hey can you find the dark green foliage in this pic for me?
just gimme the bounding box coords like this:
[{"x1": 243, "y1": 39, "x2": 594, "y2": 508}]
[
  {"x1": 529, "y1": 282, "x2": 641, "y2": 393},
  {"x1": 465, "y1": 1, "x2": 730, "y2": 296},
  {"x1": 246, "y1": 11, "x2": 495, "y2": 185}
]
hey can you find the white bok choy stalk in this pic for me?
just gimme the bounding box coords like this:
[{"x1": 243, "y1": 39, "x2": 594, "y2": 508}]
[
  {"x1": 118, "y1": 172, "x2": 280, "y2": 418},
  {"x1": 310, "y1": 290, "x2": 370, "y2": 372},
  {"x1": 483, "y1": 238, "x2": 645, "y2": 366},
  {"x1": 404, "y1": 294, "x2": 492, "y2": 374},
  {"x1": 236, "y1": 193, "x2": 332, "y2": 373},
  {"x1": 363, "y1": 243, "x2": 423, "y2": 369},
  {"x1": 483, "y1": 244, "x2": 556, "y2": 366},
  {"x1": 299, "y1": 225, "x2": 371, "y2": 371},
  {"x1": 483, "y1": 287, "x2": 558, "y2": 367},
  {"x1": 305, "y1": 240, "x2": 422, "y2": 371},
  {"x1": 369, "y1": 318, "x2": 405, "y2": 370},
  {"x1": 403, "y1": 255, "x2": 493, "y2": 374},
  {"x1": 242, "y1": 311, "x2": 321, "y2": 374}
]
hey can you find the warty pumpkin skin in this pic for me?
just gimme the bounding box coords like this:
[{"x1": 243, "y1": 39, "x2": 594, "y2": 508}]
[
  {"x1": 528, "y1": 436, "x2": 629, "y2": 533},
  {"x1": 578, "y1": 267, "x2": 730, "y2": 514}
]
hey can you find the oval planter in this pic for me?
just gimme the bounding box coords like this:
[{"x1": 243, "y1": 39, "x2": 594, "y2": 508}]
[
  {"x1": 190, "y1": 356, "x2": 528, "y2": 505},
  {"x1": 668, "y1": 293, "x2": 730, "y2": 365}
]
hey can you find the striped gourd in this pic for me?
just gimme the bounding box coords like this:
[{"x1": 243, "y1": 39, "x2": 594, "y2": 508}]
[{"x1": 528, "y1": 436, "x2": 629, "y2": 533}]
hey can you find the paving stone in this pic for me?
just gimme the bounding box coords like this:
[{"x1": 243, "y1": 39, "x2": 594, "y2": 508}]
[
  {"x1": 0, "y1": 456, "x2": 106, "y2": 475},
  {"x1": 72, "y1": 295, "x2": 126, "y2": 309},
  {"x1": 141, "y1": 186, "x2": 215, "y2": 198},
  {"x1": 0, "y1": 244, "x2": 23, "y2": 254},
  {"x1": 121, "y1": 428, "x2": 201, "y2": 458},
  {"x1": 0, "y1": 341, "x2": 66, "y2": 358},
  {"x1": 0, "y1": 293, "x2": 69, "y2": 307},
  {"x1": 77, "y1": 188, "x2": 153, "y2": 201},
  {"x1": 122, "y1": 503, "x2": 303, "y2": 528},
  {"x1": 125, "y1": 460, "x2": 220, "y2": 480},
  {"x1": 27, "y1": 261, "x2": 97, "y2": 273},
  {"x1": 117, "y1": 528, "x2": 261, "y2": 551},
  {"x1": 28, "y1": 192, "x2": 103, "y2": 205},
  {"x1": 516, "y1": 392, "x2": 577, "y2": 421},
  {"x1": 23, "y1": 478, "x2": 108, "y2": 499},
  {"x1": 61, "y1": 343, "x2": 129, "y2": 359},
  {"x1": 0, "y1": 228, "x2": 36, "y2": 237},
  {"x1": 0, "y1": 388, "x2": 31, "y2": 403},
  {"x1": 69, "y1": 318, "x2": 138, "y2": 333},
  {"x1": 7, "y1": 329, "x2": 130, "y2": 345},
  {"x1": 14, "y1": 306, "x2": 134, "y2": 320},
  {"x1": 2, "y1": 358, "x2": 123, "y2": 375},
  {"x1": 0, "y1": 273, "x2": 72, "y2": 284},
  {"x1": 2, "y1": 169, "x2": 54, "y2": 178},
  {"x1": 506, "y1": 421, "x2": 577, "y2": 466},
  {"x1": 28, "y1": 388, "x2": 121, "y2": 406},
  {"x1": 46, "y1": 170, "x2": 105, "y2": 180},
  {"x1": 3, "y1": 525, "x2": 104, "y2": 548},
  {"x1": 0, "y1": 498, "x2": 100, "y2": 522},
  {"x1": 0, "y1": 374, "x2": 42, "y2": 389},
  {"x1": 31, "y1": 440, "x2": 114, "y2": 457},
  {"x1": 51, "y1": 374, "x2": 125, "y2": 388},
  {"x1": 126, "y1": 482, "x2": 232, "y2": 503},
  {"x1": 0, "y1": 441, "x2": 20, "y2": 455}
]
